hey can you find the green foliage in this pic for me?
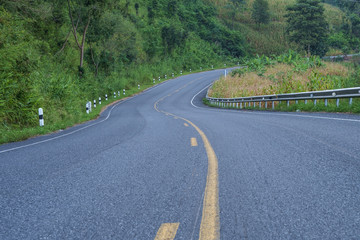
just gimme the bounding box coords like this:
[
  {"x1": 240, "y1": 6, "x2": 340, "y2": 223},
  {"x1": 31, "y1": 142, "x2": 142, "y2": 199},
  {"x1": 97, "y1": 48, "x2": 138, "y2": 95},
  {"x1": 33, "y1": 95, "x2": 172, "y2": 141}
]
[
  {"x1": 252, "y1": 0, "x2": 270, "y2": 26},
  {"x1": 0, "y1": 0, "x2": 246, "y2": 134},
  {"x1": 233, "y1": 50, "x2": 323, "y2": 76},
  {"x1": 286, "y1": 0, "x2": 329, "y2": 57}
]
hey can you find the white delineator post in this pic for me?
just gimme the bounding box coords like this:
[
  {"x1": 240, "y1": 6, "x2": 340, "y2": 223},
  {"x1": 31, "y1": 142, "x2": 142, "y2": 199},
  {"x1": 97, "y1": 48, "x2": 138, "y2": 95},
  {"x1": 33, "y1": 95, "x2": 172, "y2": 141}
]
[
  {"x1": 38, "y1": 108, "x2": 44, "y2": 126},
  {"x1": 138, "y1": 84, "x2": 140, "y2": 90},
  {"x1": 114, "y1": 92, "x2": 116, "y2": 98},
  {"x1": 86, "y1": 102, "x2": 89, "y2": 114},
  {"x1": 94, "y1": 99, "x2": 96, "y2": 108},
  {"x1": 123, "y1": 89, "x2": 126, "y2": 95},
  {"x1": 105, "y1": 94, "x2": 108, "y2": 101}
]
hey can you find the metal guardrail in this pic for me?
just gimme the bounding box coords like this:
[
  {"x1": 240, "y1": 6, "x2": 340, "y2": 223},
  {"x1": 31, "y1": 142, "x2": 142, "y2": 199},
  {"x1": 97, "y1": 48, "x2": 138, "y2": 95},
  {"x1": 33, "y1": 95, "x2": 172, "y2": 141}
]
[{"x1": 206, "y1": 87, "x2": 360, "y2": 109}]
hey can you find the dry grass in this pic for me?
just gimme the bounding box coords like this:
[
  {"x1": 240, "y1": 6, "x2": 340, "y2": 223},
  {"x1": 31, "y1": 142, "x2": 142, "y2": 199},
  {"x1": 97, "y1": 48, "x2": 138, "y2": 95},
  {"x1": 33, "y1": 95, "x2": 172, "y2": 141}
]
[{"x1": 209, "y1": 62, "x2": 351, "y2": 98}]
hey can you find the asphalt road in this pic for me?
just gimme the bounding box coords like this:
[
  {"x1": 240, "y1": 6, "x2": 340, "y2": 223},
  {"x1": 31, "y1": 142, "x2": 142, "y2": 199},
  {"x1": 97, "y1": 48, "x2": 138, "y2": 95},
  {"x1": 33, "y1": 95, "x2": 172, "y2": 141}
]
[{"x1": 1, "y1": 69, "x2": 360, "y2": 239}]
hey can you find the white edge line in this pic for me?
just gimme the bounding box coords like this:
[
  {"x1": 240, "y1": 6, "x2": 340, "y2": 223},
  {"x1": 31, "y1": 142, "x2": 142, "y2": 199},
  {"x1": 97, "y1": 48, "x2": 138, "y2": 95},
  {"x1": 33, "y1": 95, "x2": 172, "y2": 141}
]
[
  {"x1": 0, "y1": 74, "x2": 184, "y2": 154},
  {"x1": 0, "y1": 100, "x2": 125, "y2": 154},
  {"x1": 191, "y1": 83, "x2": 213, "y2": 109},
  {"x1": 191, "y1": 83, "x2": 360, "y2": 123}
]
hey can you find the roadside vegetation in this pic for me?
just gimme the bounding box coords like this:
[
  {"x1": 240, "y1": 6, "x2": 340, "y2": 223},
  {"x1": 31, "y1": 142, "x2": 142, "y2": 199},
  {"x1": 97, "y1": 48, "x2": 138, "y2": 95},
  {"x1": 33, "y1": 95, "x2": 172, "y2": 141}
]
[
  {"x1": 0, "y1": 0, "x2": 245, "y2": 144},
  {"x1": 2, "y1": 0, "x2": 360, "y2": 144},
  {"x1": 207, "y1": 51, "x2": 360, "y2": 113}
]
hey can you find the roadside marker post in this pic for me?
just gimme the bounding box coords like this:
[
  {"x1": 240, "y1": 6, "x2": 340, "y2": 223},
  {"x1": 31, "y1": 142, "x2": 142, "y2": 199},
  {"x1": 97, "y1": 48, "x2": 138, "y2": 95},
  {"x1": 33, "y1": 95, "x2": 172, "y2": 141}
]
[
  {"x1": 123, "y1": 89, "x2": 126, "y2": 95},
  {"x1": 38, "y1": 108, "x2": 44, "y2": 127},
  {"x1": 86, "y1": 103, "x2": 89, "y2": 114},
  {"x1": 138, "y1": 84, "x2": 140, "y2": 90},
  {"x1": 94, "y1": 99, "x2": 96, "y2": 108},
  {"x1": 99, "y1": 97, "x2": 101, "y2": 105},
  {"x1": 105, "y1": 94, "x2": 108, "y2": 101},
  {"x1": 114, "y1": 92, "x2": 116, "y2": 98}
]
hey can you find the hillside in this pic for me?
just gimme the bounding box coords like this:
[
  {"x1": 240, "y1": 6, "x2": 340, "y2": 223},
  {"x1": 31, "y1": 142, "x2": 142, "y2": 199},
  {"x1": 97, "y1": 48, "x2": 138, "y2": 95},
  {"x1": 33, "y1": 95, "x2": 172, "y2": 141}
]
[
  {"x1": 210, "y1": 0, "x2": 346, "y2": 55},
  {"x1": 0, "y1": 0, "x2": 357, "y2": 143},
  {"x1": 1, "y1": 0, "x2": 249, "y2": 141}
]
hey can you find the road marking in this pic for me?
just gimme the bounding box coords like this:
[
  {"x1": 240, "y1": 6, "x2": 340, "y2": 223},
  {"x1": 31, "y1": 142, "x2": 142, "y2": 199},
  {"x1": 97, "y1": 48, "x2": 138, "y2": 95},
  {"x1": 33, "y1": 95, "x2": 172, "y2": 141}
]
[
  {"x1": 191, "y1": 137, "x2": 198, "y2": 147},
  {"x1": 184, "y1": 123, "x2": 189, "y2": 127},
  {"x1": 154, "y1": 81, "x2": 220, "y2": 240},
  {"x1": 155, "y1": 223, "x2": 180, "y2": 240},
  {"x1": 190, "y1": 84, "x2": 360, "y2": 123}
]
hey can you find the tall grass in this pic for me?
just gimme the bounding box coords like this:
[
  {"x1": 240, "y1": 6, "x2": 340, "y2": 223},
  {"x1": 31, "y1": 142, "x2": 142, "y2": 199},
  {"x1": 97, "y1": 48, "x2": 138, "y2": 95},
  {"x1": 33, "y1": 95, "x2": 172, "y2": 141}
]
[{"x1": 208, "y1": 52, "x2": 359, "y2": 99}]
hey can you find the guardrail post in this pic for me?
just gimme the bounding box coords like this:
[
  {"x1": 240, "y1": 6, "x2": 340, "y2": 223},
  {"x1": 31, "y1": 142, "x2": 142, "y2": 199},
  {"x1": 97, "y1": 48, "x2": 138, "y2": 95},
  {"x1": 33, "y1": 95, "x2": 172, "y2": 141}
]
[
  {"x1": 314, "y1": 99, "x2": 317, "y2": 106},
  {"x1": 325, "y1": 99, "x2": 328, "y2": 107},
  {"x1": 240, "y1": 102, "x2": 243, "y2": 109},
  {"x1": 287, "y1": 100, "x2": 290, "y2": 107},
  {"x1": 259, "y1": 101, "x2": 261, "y2": 109},
  {"x1": 305, "y1": 100, "x2": 307, "y2": 104},
  {"x1": 349, "y1": 98, "x2": 353, "y2": 105},
  {"x1": 253, "y1": 102, "x2": 256, "y2": 108},
  {"x1": 272, "y1": 101, "x2": 274, "y2": 110},
  {"x1": 265, "y1": 101, "x2": 267, "y2": 109},
  {"x1": 296, "y1": 100, "x2": 298, "y2": 104},
  {"x1": 39, "y1": 108, "x2": 44, "y2": 126},
  {"x1": 336, "y1": 98, "x2": 339, "y2": 107}
]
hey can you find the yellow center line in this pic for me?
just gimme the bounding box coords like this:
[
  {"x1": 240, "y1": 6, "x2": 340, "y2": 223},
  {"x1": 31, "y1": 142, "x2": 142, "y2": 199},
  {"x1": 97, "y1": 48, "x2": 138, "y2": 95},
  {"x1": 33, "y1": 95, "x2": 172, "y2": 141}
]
[
  {"x1": 153, "y1": 77, "x2": 220, "y2": 240},
  {"x1": 154, "y1": 223, "x2": 180, "y2": 240},
  {"x1": 191, "y1": 137, "x2": 198, "y2": 147}
]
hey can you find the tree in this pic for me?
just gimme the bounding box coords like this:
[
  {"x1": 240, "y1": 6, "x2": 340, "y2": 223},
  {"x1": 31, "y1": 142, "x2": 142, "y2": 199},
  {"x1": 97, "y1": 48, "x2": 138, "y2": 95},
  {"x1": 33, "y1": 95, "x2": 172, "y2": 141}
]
[
  {"x1": 285, "y1": 0, "x2": 329, "y2": 57},
  {"x1": 252, "y1": 0, "x2": 270, "y2": 27},
  {"x1": 67, "y1": 0, "x2": 91, "y2": 74}
]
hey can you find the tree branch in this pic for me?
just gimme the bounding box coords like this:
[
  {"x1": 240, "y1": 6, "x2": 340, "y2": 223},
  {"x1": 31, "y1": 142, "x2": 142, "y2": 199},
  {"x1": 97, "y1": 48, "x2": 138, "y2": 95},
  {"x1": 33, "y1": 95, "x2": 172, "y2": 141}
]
[{"x1": 67, "y1": 0, "x2": 81, "y2": 49}]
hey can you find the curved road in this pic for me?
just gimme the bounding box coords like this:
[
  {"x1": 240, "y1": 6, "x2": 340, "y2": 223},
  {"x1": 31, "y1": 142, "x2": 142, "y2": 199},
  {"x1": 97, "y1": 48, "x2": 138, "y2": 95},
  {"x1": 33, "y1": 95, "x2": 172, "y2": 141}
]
[{"x1": 1, "y1": 69, "x2": 360, "y2": 239}]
